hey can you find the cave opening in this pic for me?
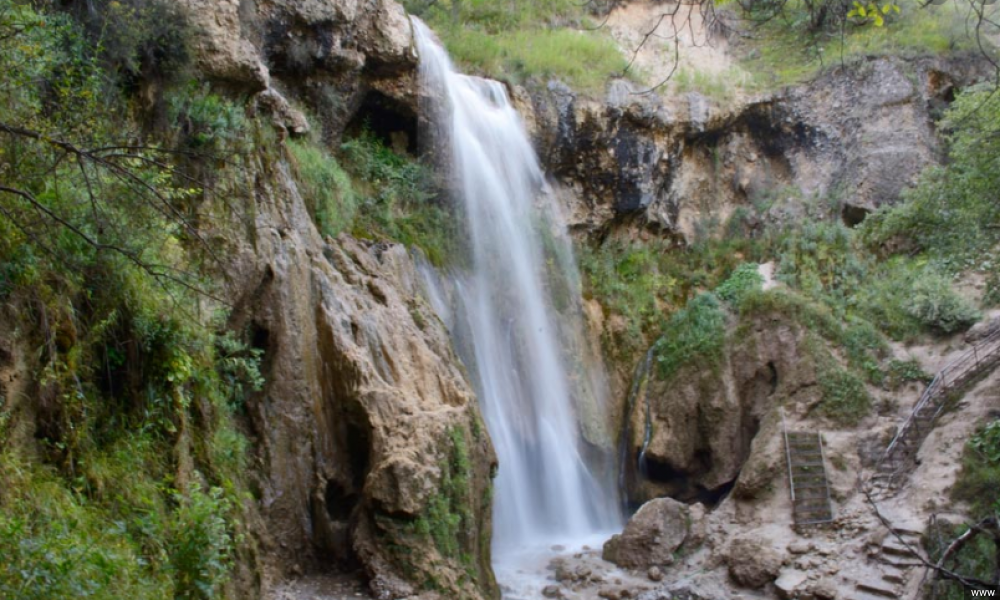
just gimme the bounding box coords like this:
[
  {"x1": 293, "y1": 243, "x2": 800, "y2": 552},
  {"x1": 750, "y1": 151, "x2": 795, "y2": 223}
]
[
  {"x1": 324, "y1": 479, "x2": 358, "y2": 522},
  {"x1": 842, "y1": 204, "x2": 871, "y2": 227},
  {"x1": 344, "y1": 91, "x2": 418, "y2": 155},
  {"x1": 636, "y1": 452, "x2": 736, "y2": 510}
]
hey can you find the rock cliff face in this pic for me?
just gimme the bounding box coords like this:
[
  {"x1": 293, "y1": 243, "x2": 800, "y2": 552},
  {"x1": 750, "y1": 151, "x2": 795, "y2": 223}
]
[
  {"x1": 222, "y1": 165, "x2": 497, "y2": 599},
  {"x1": 177, "y1": 0, "x2": 419, "y2": 142},
  {"x1": 171, "y1": 2, "x2": 498, "y2": 598},
  {"x1": 522, "y1": 56, "x2": 987, "y2": 240},
  {"x1": 621, "y1": 309, "x2": 818, "y2": 507}
]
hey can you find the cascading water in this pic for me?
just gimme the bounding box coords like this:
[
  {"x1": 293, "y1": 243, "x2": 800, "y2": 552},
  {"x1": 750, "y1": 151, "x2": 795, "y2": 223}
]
[{"x1": 413, "y1": 20, "x2": 620, "y2": 571}]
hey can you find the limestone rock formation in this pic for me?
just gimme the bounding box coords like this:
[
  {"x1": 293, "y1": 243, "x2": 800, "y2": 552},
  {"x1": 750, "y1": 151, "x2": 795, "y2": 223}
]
[
  {"x1": 223, "y1": 164, "x2": 498, "y2": 600},
  {"x1": 176, "y1": 0, "x2": 419, "y2": 142},
  {"x1": 622, "y1": 310, "x2": 817, "y2": 506},
  {"x1": 726, "y1": 533, "x2": 784, "y2": 589},
  {"x1": 602, "y1": 497, "x2": 693, "y2": 568},
  {"x1": 520, "y1": 57, "x2": 988, "y2": 240}
]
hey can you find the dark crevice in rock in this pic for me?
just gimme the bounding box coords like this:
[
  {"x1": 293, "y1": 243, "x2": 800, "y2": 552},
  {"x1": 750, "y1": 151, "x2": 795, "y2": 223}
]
[
  {"x1": 842, "y1": 203, "x2": 871, "y2": 227},
  {"x1": 345, "y1": 90, "x2": 418, "y2": 155}
]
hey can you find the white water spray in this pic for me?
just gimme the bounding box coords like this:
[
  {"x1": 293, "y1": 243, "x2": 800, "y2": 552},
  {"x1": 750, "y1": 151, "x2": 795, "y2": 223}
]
[{"x1": 413, "y1": 21, "x2": 619, "y2": 560}]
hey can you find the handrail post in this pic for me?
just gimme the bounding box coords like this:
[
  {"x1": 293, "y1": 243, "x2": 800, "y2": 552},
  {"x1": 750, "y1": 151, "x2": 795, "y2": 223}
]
[{"x1": 781, "y1": 407, "x2": 795, "y2": 505}]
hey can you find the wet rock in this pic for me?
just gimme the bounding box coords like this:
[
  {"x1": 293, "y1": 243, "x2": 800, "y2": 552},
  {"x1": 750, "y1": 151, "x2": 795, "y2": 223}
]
[
  {"x1": 603, "y1": 497, "x2": 690, "y2": 568},
  {"x1": 227, "y1": 168, "x2": 497, "y2": 599},
  {"x1": 727, "y1": 533, "x2": 784, "y2": 589}
]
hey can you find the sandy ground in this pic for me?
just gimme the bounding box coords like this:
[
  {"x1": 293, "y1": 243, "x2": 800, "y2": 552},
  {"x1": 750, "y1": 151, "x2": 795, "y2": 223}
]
[
  {"x1": 265, "y1": 572, "x2": 373, "y2": 600},
  {"x1": 601, "y1": 0, "x2": 754, "y2": 101}
]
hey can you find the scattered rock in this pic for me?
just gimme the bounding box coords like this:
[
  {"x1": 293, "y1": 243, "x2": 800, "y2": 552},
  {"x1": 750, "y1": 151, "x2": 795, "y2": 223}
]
[
  {"x1": 542, "y1": 584, "x2": 563, "y2": 598},
  {"x1": 603, "y1": 498, "x2": 691, "y2": 568},
  {"x1": 647, "y1": 566, "x2": 664, "y2": 582},
  {"x1": 788, "y1": 540, "x2": 814, "y2": 555},
  {"x1": 774, "y1": 569, "x2": 809, "y2": 600},
  {"x1": 727, "y1": 534, "x2": 784, "y2": 589}
]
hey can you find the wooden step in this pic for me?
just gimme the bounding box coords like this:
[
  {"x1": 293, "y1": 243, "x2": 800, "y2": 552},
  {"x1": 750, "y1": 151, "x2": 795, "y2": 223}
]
[
  {"x1": 882, "y1": 541, "x2": 918, "y2": 558},
  {"x1": 856, "y1": 581, "x2": 898, "y2": 598}
]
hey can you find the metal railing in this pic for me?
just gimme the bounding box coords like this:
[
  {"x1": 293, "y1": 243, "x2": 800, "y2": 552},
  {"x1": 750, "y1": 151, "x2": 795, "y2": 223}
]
[{"x1": 871, "y1": 325, "x2": 1000, "y2": 491}]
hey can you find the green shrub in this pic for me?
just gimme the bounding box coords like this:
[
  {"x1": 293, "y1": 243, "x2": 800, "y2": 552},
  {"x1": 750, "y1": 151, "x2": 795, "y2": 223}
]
[
  {"x1": 884, "y1": 358, "x2": 931, "y2": 390},
  {"x1": 289, "y1": 139, "x2": 357, "y2": 238},
  {"x1": 167, "y1": 484, "x2": 235, "y2": 600},
  {"x1": 862, "y1": 85, "x2": 1000, "y2": 272},
  {"x1": 815, "y1": 367, "x2": 872, "y2": 427},
  {"x1": 905, "y1": 270, "x2": 980, "y2": 334},
  {"x1": 717, "y1": 262, "x2": 763, "y2": 306},
  {"x1": 654, "y1": 293, "x2": 727, "y2": 381},
  {"x1": 168, "y1": 82, "x2": 250, "y2": 153},
  {"x1": 340, "y1": 129, "x2": 461, "y2": 266},
  {"x1": 954, "y1": 419, "x2": 1000, "y2": 517}
]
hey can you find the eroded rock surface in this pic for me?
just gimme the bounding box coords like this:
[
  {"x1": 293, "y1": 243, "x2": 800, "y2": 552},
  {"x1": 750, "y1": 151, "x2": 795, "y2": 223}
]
[
  {"x1": 522, "y1": 57, "x2": 987, "y2": 240},
  {"x1": 622, "y1": 309, "x2": 816, "y2": 506},
  {"x1": 727, "y1": 533, "x2": 784, "y2": 589},
  {"x1": 224, "y1": 165, "x2": 498, "y2": 600},
  {"x1": 602, "y1": 497, "x2": 693, "y2": 568}
]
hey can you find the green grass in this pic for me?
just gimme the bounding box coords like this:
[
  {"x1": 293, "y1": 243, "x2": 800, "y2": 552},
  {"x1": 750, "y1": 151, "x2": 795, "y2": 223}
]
[
  {"x1": 439, "y1": 26, "x2": 627, "y2": 92},
  {"x1": 288, "y1": 139, "x2": 357, "y2": 238},
  {"x1": 653, "y1": 292, "x2": 727, "y2": 381},
  {"x1": 739, "y1": 1, "x2": 987, "y2": 88},
  {"x1": 407, "y1": 0, "x2": 627, "y2": 92}
]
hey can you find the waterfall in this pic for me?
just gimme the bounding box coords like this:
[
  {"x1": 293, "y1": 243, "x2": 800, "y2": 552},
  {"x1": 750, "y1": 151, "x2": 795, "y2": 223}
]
[{"x1": 413, "y1": 21, "x2": 619, "y2": 559}]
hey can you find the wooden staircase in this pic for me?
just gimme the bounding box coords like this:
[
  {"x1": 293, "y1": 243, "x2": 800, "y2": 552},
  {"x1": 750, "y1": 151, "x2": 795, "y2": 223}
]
[
  {"x1": 869, "y1": 326, "x2": 1000, "y2": 496},
  {"x1": 850, "y1": 527, "x2": 924, "y2": 600},
  {"x1": 783, "y1": 414, "x2": 834, "y2": 525}
]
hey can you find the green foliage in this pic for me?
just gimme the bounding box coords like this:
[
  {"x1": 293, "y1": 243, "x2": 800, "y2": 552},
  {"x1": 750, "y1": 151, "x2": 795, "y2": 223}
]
[
  {"x1": 0, "y1": 3, "x2": 254, "y2": 598},
  {"x1": 970, "y1": 421, "x2": 1000, "y2": 466},
  {"x1": 716, "y1": 262, "x2": 763, "y2": 306},
  {"x1": 67, "y1": 0, "x2": 194, "y2": 86},
  {"x1": 654, "y1": 293, "x2": 727, "y2": 381},
  {"x1": 904, "y1": 270, "x2": 980, "y2": 334},
  {"x1": 939, "y1": 419, "x2": 1000, "y2": 597},
  {"x1": 815, "y1": 367, "x2": 872, "y2": 426},
  {"x1": 406, "y1": 0, "x2": 626, "y2": 91},
  {"x1": 340, "y1": 129, "x2": 461, "y2": 266},
  {"x1": 288, "y1": 139, "x2": 357, "y2": 238},
  {"x1": 954, "y1": 419, "x2": 1000, "y2": 517},
  {"x1": 413, "y1": 427, "x2": 473, "y2": 560},
  {"x1": 577, "y1": 240, "x2": 677, "y2": 355},
  {"x1": 740, "y1": 0, "x2": 978, "y2": 88},
  {"x1": 864, "y1": 85, "x2": 1000, "y2": 274},
  {"x1": 0, "y1": 456, "x2": 170, "y2": 600},
  {"x1": 884, "y1": 358, "x2": 930, "y2": 388},
  {"x1": 167, "y1": 484, "x2": 235, "y2": 600},
  {"x1": 214, "y1": 330, "x2": 264, "y2": 412},
  {"x1": 168, "y1": 82, "x2": 250, "y2": 154},
  {"x1": 925, "y1": 519, "x2": 996, "y2": 600}
]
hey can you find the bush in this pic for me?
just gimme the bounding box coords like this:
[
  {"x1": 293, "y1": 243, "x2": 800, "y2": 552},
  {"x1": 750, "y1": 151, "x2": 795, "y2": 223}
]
[
  {"x1": 654, "y1": 293, "x2": 727, "y2": 381},
  {"x1": 815, "y1": 367, "x2": 872, "y2": 427},
  {"x1": 167, "y1": 484, "x2": 235, "y2": 600},
  {"x1": 340, "y1": 129, "x2": 461, "y2": 266},
  {"x1": 288, "y1": 139, "x2": 357, "y2": 238},
  {"x1": 717, "y1": 262, "x2": 763, "y2": 306},
  {"x1": 905, "y1": 270, "x2": 980, "y2": 334}
]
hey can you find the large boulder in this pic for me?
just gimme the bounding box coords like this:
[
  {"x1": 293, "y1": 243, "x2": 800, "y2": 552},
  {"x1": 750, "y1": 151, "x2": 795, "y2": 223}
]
[
  {"x1": 726, "y1": 533, "x2": 784, "y2": 589},
  {"x1": 602, "y1": 497, "x2": 691, "y2": 568}
]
